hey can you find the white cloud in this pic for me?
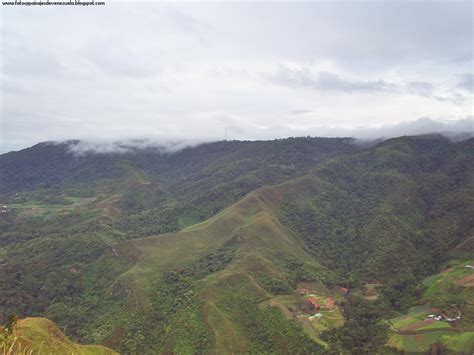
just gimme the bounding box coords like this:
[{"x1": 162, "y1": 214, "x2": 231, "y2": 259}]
[
  {"x1": 56, "y1": 117, "x2": 474, "y2": 156},
  {"x1": 0, "y1": 1, "x2": 472, "y2": 153}
]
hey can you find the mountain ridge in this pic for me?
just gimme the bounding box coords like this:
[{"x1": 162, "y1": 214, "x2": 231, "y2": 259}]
[{"x1": 1, "y1": 134, "x2": 473, "y2": 353}]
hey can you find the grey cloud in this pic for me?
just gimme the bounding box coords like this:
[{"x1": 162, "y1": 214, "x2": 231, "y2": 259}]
[
  {"x1": 405, "y1": 81, "x2": 469, "y2": 105},
  {"x1": 187, "y1": 2, "x2": 471, "y2": 71},
  {"x1": 434, "y1": 91, "x2": 469, "y2": 105},
  {"x1": 291, "y1": 109, "x2": 314, "y2": 115},
  {"x1": 1, "y1": 2, "x2": 472, "y2": 153},
  {"x1": 1, "y1": 78, "x2": 27, "y2": 95},
  {"x1": 2, "y1": 45, "x2": 63, "y2": 78},
  {"x1": 266, "y1": 65, "x2": 316, "y2": 90},
  {"x1": 358, "y1": 117, "x2": 473, "y2": 140},
  {"x1": 285, "y1": 117, "x2": 474, "y2": 141},
  {"x1": 213, "y1": 114, "x2": 248, "y2": 135},
  {"x1": 268, "y1": 66, "x2": 396, "y2": 93},
  {"x1": 83, "y1": 41, "x2": 161, "y2": 78},
  {"x1": 164, "y1": 6, "x2": 212, "y2": 34},
  {"x1": 406, "y1": 81, "x2": 435, "y2": 97},
  {"x1": 318, "y1": 71, "x2": 396, "y2": 93},
  {"x1": 457, "y1": 74, "x2": 473, "y2": 93},
  {"x1": 269, "y1": 66, "x2": 470, "y2": 104}
]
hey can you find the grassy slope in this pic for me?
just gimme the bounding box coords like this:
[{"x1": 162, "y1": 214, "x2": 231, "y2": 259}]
[
  {"x1": 0, "y1": 138, "x2": 357, "y2": 339},
  {"x1": 105, "y1": 178, "x2": 328, "y2": 352},
  {"x1": 1, "y1": 135, "x2": 473, "y2": 353},
  {"x1": 2, "y1": 317, "x2": 117, "y2": 355},
  {"x1": 387, "y1": 261, "x2": 474, "y2": 353},
  {"x1": 97, "y1": 135, "x2": 474, "y2": 353}
]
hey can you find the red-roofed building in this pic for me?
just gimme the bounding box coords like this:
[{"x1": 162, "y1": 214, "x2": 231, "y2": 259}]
[{"x1": 308, "y1": 297, "x2": 320, "y2": 310}]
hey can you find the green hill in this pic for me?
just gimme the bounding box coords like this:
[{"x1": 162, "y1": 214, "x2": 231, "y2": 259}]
[
  {"x1": 387, "y1": 260, "x2": 474, "y2": 353},
  {"x1": 0, "y1": 138, "x2": 357, "y2": 238},
  {"x1": 1, "y1": 317, "x2": 117, "y2": 355},
  {"x1": 0, "y1": 135, "x2": 473, "y2": 353},
  {"x1": 90, "y1": 181, "x2": 330, "y2": 352},
  {"x1": 79, "y1": 135, "x2": 474, "y2": 353}
]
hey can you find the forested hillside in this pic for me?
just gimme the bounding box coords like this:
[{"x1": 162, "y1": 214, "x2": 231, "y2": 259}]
[
  {"x1": 0, "y1": 138, "x2": 356, "y2": 236},
  {"x1": 1, "y1": 135, "x2": 473, "y2": 354}
]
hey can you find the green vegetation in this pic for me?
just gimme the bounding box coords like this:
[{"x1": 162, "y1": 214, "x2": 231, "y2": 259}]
[
  {"x1": 259, "y1": 288, "x2": 345, "y2": 347},
  {"x1": 387, "y1": 262, "x2": 474, "y2": 353},
  {"x1": 0, "y1": 135, "x2": 473, "y2": 353},
  {"x1": 1, "y1": 317, "x2": 117, "y2": 355},
  {"x1": 321, "y1": 296, "x2": 390, "y2": 354}
]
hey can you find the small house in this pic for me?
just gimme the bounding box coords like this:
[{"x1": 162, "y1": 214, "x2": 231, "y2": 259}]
[
  {"x1": 308, "y1": 297, "x2": 320, "y2": 310},
  {"x1": 300, "y1": 288, "x2": 308, "y2": 296},
  {"x1": 308, "y1": 313, "x2": 323, "y2": 321}
]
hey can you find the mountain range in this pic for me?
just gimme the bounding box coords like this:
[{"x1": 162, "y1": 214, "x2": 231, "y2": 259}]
[{"x1": 0, "y1": 135, "x2": 473, "y2": 354}]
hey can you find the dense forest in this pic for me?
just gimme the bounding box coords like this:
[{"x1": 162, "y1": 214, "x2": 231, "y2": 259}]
[{"x1": 1, "y1": 135, "x2": 473, "y2": 354}]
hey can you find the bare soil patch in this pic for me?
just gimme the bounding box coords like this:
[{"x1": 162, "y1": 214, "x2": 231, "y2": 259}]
[
  {"x1": 400, "y1": 319, "x2": 436, "y2": 332},
  {"x1": 456, "y1": 273, "x2": 474, "y2": 286}
]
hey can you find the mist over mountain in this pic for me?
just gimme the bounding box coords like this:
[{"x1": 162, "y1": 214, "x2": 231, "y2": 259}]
[
  {"x1": 2, "y1": 117, "x2": 472, "y2": 154},
  {"x1": 2, "y1": 1, "x2": 473, "y2": 353},
  {"x1": 0, "y1": 134, "x2": 473, "y2": 353}
]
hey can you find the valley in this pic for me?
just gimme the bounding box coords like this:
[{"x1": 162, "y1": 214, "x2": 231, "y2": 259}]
[
  {"x1": 387, "y1": 261, "x2": 474, "y2": 353},
  {"x1": 0, "y1": 135, "x2": 473, "y2": 354}
]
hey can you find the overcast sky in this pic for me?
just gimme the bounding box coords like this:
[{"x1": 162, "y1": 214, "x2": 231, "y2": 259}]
[{"x1": 1, "y1": 1, "x2": 473, "y2": 153}]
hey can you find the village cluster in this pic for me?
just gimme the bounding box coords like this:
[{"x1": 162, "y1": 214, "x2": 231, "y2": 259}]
[
  {"x1": 426, "y1": 314, "x2": 461, "y2": 323},
  {"x1": 1, "y1": 205, "x2": 38, "y2": 213},
  {"x1": 298, "y1": 287, "x2": 347, "y2": 321}
]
